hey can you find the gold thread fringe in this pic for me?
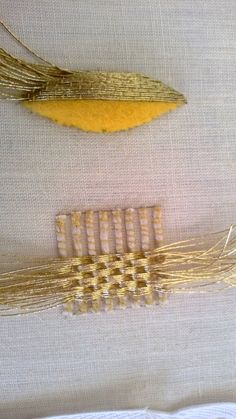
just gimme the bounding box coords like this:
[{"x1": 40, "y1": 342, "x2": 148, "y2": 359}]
[{"x1": 0, "y1": 226, "x2": 236, "y2": 316}]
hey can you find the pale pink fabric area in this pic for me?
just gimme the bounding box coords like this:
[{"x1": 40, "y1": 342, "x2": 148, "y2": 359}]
[{"x1": 0, "y1": 1, "x2": 236, "y2": 418}]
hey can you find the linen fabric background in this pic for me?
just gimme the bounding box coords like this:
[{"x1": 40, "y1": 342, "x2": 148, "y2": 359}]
[{"x1": 0, "y1": 1, "x2": 236, "y2": 418}]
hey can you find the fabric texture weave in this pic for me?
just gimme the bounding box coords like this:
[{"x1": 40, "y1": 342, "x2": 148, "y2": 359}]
[{"x1": 0, "y1": 1, "x2": 236, "y2": 418}]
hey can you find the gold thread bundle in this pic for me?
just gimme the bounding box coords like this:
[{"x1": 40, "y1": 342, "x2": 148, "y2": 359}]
[
  {"x1": 0, "y1": 20, "x2": 186, "y2": 132},
  {"x1": 0, "y1": 226, "x2": 236, "y2": 316},
  {"x1": 0, "y1": 48, "x2": 185, "y2": 104}
]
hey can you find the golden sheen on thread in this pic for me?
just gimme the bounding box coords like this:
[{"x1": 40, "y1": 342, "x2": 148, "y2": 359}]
[
  {"x1": 0, "y1": 20, "x2": 186, "y2": 132},
  {"x1": 0, "y1": 226, "x2": 236, "y2": 316}
]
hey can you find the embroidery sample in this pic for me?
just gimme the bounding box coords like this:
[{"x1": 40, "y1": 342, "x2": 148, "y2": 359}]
[
  {"x1": 0, "y1": 206, "x2": 236, "y2": 316},
  {"x1": 0, "y1": 21, "x2": 186, "y2": 132},
  {"x1": 56, "y1": 206, "x2": 163, "y2": 313},
  {"x1": 55, "y1": 206, "x2": 163, "y2": 257}
]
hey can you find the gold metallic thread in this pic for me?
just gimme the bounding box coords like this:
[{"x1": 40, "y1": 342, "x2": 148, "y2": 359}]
[
  {"x1": 1, "y1": 226, "x2": 236, "y2": 316},
  {"x1": 0, "y1": 21, "x2": 186, "y2": 104},
  {"x1": 0, "y1": 48, "x2": 186, "y2": 103}
]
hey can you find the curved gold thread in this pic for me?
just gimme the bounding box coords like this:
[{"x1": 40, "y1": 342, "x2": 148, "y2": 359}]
[
  {"x1": 0, "y1": 21, "x2": 186, "y2": 131},
  {"x1": 0, "y1": 49, "x2": 186, "y2": 103}
]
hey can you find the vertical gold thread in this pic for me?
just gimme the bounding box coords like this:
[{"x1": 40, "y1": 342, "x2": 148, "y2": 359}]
[
  {"x1": 125, "y1": 208, "x2": 137, "y2": 252},
  {"x1": 153, "y1": 206, "x2": 163, "y2": 246},
  {"x1": 112, "y1": 209, "x2": 125, "y2": 253},
  {"x1": 85, "y1": 210, "x2": 97, "y2": 256},
  {"x1": 138, "y1": 207, "x2": 150, "y2": 251},
  {"x1": 99, "y1": 210, "x2": 110, "y2": 254},
  {"x1": 71, "y1": 212, "x2": 83, "y2": 256},
  {"x1": 55, "y1": 215, "x2": 68, "y2": 258},
  {"x1": 145, "y1": 290, "x2": 155, "y2": 305},
  {"x1": 158, "y1": 293, "x2": 169, "y2": 304}
]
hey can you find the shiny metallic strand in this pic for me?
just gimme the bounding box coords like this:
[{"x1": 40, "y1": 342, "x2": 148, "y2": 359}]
[
  {"x1": 0, "y1": 19, "x2": 186, "y2": 102},
  {"x1": 0, "y1": 226, "x2": 236, "y2": 315},
  {"x1": 0, "y1": 48, "x2": 186, "y2": 103}
]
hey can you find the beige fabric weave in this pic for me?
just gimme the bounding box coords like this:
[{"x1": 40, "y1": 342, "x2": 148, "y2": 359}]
[{"x1": 0, "y1": 1, "x2": 236, "y2": 418}]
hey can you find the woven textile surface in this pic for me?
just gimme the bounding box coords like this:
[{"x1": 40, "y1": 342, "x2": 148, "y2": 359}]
[
  {"x1": 34, "y1": 404, "x2": 236, "y2": 418},
  {"x1": 0, "y1": 1, "x2": 236, "y2": 418}
]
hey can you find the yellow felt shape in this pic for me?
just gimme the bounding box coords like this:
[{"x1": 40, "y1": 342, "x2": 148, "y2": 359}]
[{"x1": 23, "y1": 99, "x2": 180, "y2": 133}]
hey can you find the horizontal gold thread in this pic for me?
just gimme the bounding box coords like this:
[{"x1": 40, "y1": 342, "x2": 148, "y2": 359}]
[{"x1": 0, "y1": 226, "x2": 236, "y2": 315}]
